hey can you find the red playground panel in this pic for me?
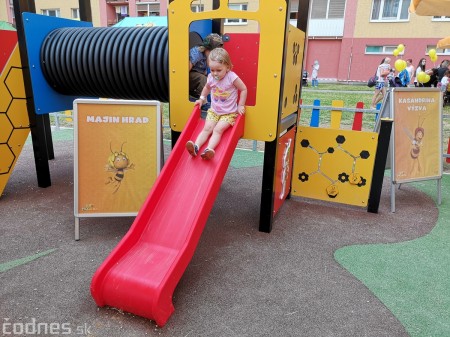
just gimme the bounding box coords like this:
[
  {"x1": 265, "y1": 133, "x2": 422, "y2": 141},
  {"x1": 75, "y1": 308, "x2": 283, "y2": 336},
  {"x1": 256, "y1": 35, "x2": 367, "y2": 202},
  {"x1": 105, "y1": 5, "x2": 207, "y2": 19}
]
[
  {"x1": 0, "y1": 30, "x2": 18, "y2": 73},
  {"x1": 225, "y1": 33, "x2": 259, "y2": 107}
]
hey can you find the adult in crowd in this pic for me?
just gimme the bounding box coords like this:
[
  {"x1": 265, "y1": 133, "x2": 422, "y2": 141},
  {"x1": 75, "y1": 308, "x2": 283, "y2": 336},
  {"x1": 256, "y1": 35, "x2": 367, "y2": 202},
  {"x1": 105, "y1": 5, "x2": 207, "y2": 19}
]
[
  {"x1": 189, "y1": 33, "x2": 224, "y2": 99},
  {"x1": 371, "y1": 57, "x2": 391, "y2": 108}
]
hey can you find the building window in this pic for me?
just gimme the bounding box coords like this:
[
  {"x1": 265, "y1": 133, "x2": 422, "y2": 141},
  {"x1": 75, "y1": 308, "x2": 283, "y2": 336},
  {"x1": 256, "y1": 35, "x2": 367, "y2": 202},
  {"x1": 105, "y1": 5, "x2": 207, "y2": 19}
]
[
  {"x1": 365, "y1": 45, "x2": 401, "y2": 55},
  {"x1": 225, "y1": 3, "x2": 248, "y2": 25},
  {"x1": 371, "y1": 0, "x2": 410, "y2": 21},
  {"x1": 427, "y1": 45, "x2": 450, "y2": 56},
  {"x1": 41, "y1": 9, "x2": 60, "y2": 17},
  {"x1": 71, "y1": 8, "x2": 80, "y2": 19},
  {"x1": 432, "y1": 16, "x2": 450, "y2": 21},
  {"x1": 191, "y1": 4, "x2": 204, "y2": 12},
  {"x1": 137, "y1": 3, "x2": 160, "y2": 16},
  {"x1": 311, "y1": 0, "x2": 346, "y2": 19}
]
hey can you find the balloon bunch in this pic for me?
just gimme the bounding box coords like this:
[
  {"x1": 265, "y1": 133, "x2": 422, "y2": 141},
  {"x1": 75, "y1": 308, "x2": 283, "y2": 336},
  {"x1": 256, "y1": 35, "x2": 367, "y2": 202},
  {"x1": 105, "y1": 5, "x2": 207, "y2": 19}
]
[
  {"x1": 428, "y1": 48, "x2": 438, "y2": 63},
  {"x1": 416, "y1": 49, "x2": 438, "y2": 84},
  {"x1": 392, "y1": 44, "x2": 407, "y2": 72},
  {"x1": 417, "y1": 70, "x2": 430, "y2": 84}
]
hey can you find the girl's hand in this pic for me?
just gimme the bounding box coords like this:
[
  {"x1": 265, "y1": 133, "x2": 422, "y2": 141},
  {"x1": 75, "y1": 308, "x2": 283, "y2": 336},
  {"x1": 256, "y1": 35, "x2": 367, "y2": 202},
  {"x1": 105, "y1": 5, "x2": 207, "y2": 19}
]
[
  {"x1": 238, "y1": 105, "x2": 245, "y2": 115},
  {"x1": 195, "y1": 95, "x2": 206, "y2": 107}
]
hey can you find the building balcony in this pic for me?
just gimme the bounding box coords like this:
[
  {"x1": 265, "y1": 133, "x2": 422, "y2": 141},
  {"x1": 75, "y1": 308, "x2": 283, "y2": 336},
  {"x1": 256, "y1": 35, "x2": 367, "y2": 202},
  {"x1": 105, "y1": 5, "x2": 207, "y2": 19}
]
[{"x1": 308, "y1": 18, "x2": 344, "y2": 38}]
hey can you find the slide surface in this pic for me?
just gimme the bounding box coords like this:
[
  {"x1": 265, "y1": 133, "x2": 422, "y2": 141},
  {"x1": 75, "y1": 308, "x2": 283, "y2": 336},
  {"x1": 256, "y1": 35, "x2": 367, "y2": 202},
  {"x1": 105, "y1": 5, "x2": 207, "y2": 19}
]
[{"x1": 91, "y1": 107, "x2": 245, "y2": 327}]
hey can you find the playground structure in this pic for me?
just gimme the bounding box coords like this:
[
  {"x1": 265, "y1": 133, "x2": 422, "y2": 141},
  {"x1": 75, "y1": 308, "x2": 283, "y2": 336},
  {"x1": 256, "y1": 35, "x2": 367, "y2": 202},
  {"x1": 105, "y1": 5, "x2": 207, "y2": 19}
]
[{"x1": 1, "y1": 0, "x2": 396, "y2": 328}]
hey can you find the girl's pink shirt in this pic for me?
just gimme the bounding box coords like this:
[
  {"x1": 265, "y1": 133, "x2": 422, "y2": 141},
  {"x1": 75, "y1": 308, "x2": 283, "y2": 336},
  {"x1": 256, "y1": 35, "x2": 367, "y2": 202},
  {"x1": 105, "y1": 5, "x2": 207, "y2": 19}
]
[{"x1": 207, "y1": 71, "x2": 239, "y2": 115}]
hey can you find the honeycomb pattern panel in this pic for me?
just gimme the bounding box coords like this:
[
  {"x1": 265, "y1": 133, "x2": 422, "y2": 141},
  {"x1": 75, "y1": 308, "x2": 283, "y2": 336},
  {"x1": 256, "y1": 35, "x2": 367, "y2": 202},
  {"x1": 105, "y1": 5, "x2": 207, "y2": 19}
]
[
  {"x1": 0, "y1": 43, "x2": 30, "y2": 197},
  {"x1": 291, "y1": 126, "x2": 378, "y2": 207}
]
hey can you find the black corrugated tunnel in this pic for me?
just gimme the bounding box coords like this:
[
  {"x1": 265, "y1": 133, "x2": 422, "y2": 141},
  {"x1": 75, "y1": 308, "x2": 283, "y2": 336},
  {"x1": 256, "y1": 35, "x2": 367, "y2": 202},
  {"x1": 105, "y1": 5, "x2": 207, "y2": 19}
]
[{"x1": 40, "y1": 26, "x2": 169, "y2": 102}]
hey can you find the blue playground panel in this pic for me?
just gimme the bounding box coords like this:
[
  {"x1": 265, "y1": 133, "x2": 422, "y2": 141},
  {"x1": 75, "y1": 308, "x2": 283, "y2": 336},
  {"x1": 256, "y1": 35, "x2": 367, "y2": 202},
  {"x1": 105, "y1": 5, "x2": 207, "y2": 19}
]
[{"x1": 23, "y1": 12, "x2": 92, "y2": 115}]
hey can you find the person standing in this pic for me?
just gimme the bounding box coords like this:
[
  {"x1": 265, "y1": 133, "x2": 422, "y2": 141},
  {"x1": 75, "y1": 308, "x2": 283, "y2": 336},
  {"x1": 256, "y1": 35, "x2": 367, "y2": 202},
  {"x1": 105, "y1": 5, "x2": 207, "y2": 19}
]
[
  {"x1": 371, "y1": 57, "x2": 391, "y2": 108},
  {"x1": 437, "y1": 59, "x2": 450, "y2": 82},
  {"x1": 414, "y1": 58, "x2": 426, "y2": 87},
  {"x1": 406, "y1": 59, "x2": 414, "y2": 86},
  {"x1": 440, "y1": 69, "x2": 449, "y2": 95},
  {"x1": 311, "y1": 60, "x2": 320, "y2": 87},
  {"x1": 189, "y1": 33, "x2": 224, "y2": 99}
]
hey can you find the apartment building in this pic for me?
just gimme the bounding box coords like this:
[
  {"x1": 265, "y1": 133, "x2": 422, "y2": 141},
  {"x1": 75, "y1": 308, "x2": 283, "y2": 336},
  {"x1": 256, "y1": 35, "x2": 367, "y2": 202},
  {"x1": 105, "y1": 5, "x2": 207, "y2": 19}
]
[
  {"x1": 2, "y1": 0, "x2": 449, "y2": 82},
  {"x1": 294, "y1": 0, "x2": 450, "y2": 82}
]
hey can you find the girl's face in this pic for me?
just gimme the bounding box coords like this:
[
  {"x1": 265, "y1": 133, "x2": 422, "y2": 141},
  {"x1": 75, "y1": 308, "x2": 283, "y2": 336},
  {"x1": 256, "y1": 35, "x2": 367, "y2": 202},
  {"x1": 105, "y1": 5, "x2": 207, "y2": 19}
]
[{"x1": 209, "y1": 60, "x2": 229, "y2": 81}]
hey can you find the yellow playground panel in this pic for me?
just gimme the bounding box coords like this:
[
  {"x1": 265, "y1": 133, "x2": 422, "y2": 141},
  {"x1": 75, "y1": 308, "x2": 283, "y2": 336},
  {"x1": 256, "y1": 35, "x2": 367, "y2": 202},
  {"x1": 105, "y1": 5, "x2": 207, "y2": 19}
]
[
  {"x1": 168, "y1": 0, "x2": 288, "y2": 142},
  {"x1": 0, "y1": 45, "x2": 30, "y2": 196},
  {"x1": 281, "y1": 26, "x2": 304, "y2": 120},
  {"x1": 291, "y1": 126, "x2": 378, "y2": 207}
]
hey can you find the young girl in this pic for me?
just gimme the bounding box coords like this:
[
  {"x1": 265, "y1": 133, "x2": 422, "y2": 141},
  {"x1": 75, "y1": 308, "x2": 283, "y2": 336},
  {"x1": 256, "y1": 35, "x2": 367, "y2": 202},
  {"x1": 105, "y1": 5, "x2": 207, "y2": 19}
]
[
  {"x1": 186, "y1": 48, "x2": 247, "y2": 160},
  {"x1": 414, "y1": 58, "x2": 426, "y2": 87}
]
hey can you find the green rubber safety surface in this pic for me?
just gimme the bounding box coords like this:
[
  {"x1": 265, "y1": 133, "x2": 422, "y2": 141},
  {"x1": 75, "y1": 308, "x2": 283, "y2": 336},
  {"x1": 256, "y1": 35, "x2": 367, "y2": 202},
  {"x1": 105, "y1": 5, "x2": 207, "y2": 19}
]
[{"x1": 334, "y1": 175, "x2": 450, "y2": 337}]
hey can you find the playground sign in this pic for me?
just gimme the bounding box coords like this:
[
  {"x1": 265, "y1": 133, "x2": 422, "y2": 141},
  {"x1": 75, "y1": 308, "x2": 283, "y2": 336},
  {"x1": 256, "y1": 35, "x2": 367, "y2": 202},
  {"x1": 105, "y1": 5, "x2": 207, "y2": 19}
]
[
  {"x1": 391, "y1": 88, "x2": 442, "y2": 183},
  {"x1": 74, "y1": 99, "x2": 161, "y2": 238},
  {"x1": 389, "y1": 88, "x2": 442, "y2": 211}
]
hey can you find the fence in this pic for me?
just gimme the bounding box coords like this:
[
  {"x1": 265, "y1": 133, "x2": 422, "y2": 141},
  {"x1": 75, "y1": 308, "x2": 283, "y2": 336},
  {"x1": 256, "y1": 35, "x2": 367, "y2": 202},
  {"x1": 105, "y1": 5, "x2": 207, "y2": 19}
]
[{"x1": 299, "y1": 99, "x2": 450, "y2": 163}]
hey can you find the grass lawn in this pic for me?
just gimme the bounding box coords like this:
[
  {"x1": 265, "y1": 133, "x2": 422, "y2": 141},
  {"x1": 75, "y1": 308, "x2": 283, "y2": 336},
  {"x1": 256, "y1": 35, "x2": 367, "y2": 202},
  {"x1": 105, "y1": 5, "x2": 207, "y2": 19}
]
[{"x1": 50, "y1": 83, "x2": 450, "y2": 165}]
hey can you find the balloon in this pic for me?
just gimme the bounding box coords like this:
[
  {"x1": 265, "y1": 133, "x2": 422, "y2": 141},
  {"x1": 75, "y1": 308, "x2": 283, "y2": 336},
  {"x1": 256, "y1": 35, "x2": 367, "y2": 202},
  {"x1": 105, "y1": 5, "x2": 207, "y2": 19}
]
[
  {"x1": 397, "y1": 44, "x2": 405, "y2": 52},
  {"x1": 430, "y1": 55, "x2": 438, "y2": 63},
  {"x1": 429, "y1": 49, "x2": 437, "y2": 58},
  {"x1": 417, "y1": 71, "x2": 427, "y2": 83},
  {"x1": 394, "y1": 59, "x2": 406, "y2": 72},
  {"x1": 393, "y1": 49, "x2": 399, "y2": 56},
  {"x1": 424, "y1": 74, "x2": 430, "y2": 83}
]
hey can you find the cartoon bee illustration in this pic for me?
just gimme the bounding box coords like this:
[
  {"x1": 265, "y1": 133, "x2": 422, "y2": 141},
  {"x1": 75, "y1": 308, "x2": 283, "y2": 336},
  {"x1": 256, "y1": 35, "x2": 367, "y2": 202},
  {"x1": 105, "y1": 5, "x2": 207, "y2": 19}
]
[
  {"x1": 105, "y1": 142, "x2": 135, "y2": 194},
  {"x1": 403, "y1": 113, "x2": 426, "y2": 177}
]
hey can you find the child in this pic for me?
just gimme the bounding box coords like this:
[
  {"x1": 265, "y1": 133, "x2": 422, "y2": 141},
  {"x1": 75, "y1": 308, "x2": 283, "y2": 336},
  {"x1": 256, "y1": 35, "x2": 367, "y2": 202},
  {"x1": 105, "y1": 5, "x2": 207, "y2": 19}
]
[
  {"x1": 440, "y1": 69, "x2": 449, "y2": 94},
  {"x1": 311, "y1": 60, "x2": 320, "y2": 87},
  {"x1": 186, "y1": 48, "x2": 247, "y2": 160},
  {"x1": 398, "y1": 67, "x2": 410, "y2": 87}
]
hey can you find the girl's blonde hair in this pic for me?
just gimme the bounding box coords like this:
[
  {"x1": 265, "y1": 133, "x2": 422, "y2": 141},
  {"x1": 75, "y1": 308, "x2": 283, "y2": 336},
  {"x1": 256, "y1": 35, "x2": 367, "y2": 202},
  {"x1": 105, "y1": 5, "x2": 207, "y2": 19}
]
[{"x1": 208, "y1": 48, "x2": 233, "y2": 69}]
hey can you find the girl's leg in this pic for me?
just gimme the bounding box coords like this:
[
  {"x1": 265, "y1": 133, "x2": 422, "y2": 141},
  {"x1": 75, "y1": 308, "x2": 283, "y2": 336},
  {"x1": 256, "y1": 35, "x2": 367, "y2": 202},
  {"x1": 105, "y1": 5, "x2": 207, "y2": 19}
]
[
  {"x1": 195, "y1": 120, "x2": 217, "y2": 149},
  {"x1": 206, "y1": 120, "x2": 232, "y2": 150}
]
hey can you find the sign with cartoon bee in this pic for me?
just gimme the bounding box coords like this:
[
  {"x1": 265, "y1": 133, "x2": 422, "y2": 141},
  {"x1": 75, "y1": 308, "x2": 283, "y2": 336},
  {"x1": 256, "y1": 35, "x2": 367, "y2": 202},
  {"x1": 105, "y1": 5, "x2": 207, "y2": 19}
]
[
  {"x1": 74, "y1": 99, "x2": 162, "y2": 218},
  {"x1": 391, "y1": 88, "x2": 442, "y2": 184}
]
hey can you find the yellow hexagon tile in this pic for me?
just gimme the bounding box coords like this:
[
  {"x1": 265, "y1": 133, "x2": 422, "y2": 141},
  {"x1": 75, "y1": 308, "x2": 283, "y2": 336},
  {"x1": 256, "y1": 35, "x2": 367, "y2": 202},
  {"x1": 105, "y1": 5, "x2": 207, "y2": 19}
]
[
  {"x1": 0, "y1": 44, "x2": 30, "y2": 197},
  {"x1": 5, "y1": 66, "x2": 26, "y2": 98},
  {"x1": 8, "y1": 99, "x2": 29, "y2": 128},
  {"x1": 0, "y1": 113, "x2": 13, "y2": 142},
  {"x1": 0, "y1": 143, "x2": 14, "y2": 175}
]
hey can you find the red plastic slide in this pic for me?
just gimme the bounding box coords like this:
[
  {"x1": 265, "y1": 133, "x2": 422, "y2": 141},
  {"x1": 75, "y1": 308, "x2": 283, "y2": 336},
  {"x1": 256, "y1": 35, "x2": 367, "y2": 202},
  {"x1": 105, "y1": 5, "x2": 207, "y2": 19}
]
[{"x1": 91, "y1": 106, "x2": 245, "y2": 327}]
